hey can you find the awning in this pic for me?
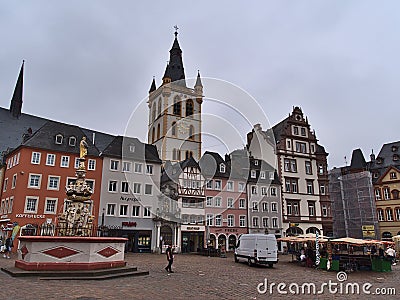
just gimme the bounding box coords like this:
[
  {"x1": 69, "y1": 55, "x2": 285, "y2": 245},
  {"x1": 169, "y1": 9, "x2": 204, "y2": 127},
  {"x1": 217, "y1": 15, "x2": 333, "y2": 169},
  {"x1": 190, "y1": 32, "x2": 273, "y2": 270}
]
[{"x1": 0, "y1": 219, "x2": 11, "y2": 223}]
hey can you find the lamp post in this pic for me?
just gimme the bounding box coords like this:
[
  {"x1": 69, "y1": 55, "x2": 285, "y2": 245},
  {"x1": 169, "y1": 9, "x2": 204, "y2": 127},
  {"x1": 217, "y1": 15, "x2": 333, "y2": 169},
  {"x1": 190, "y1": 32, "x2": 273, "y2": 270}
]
[{"x1": 101, "y1": 208, "x2": 105, "y2": 237}]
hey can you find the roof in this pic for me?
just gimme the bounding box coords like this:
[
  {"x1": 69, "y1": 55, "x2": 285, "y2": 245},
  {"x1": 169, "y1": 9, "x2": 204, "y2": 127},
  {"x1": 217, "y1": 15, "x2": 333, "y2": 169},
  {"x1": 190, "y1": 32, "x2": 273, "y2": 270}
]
[
  {"x1": 350, "y1": 148, "x2": 367, "y2": 170},
  {"x1": 199, "y1": 151, "x2": 230, "y2": 179},
  {"x1": 101, "y1": 136, "x2": 162, "y2": 164},
  {"x1": 161, "y1": 156, "x2": 200, "y2": 183},
  {"x1": 21, "y1": 120, "x2": 100, "y2": 156},
  {"x1": 163, "y1": 35, "x2": 186, "y2": 86}
]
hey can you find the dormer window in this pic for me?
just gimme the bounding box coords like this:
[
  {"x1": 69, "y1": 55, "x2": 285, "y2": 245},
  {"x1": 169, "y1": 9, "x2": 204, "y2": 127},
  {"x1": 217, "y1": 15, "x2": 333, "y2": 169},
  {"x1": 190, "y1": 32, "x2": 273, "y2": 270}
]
[
  {"x1": 254, "y1": 160, "x2": 259, "y2": 166},
  {"x1": 251, "y1": 170, "x2": 256, "y2": 178},
  {"x1": 392, "y1": 146, "x2": 398, "y2": 152},
  {"x1": 219, "y1": 163, "x2": 226, "y2": 173},
  {"x1": 55, "y1": 134, "x2": 63, "y2": 144},
  {"x1": 390, "y1": 172, "x2": 397, "y2": 180},
  {"x1": 69, "y1": 136, "x2": 76, "y2": 146},
  {"x1": 377, "y1": 157, "x2": 383, "y2": 164},
  {"x1": 129, "y1": 145, "x2": 135, "y2": 153},
  {"x1": 373, "y1": 172, "x2": 379, "y2": 178},
  {"x1": 393, "y1": 154, "x2": 399, "y2": 161}
]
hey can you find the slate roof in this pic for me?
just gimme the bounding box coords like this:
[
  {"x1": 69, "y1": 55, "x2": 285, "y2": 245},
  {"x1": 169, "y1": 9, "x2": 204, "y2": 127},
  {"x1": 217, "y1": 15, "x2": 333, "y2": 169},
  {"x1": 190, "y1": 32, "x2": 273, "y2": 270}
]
[
  {"x1": 369, "y1": 141, "x2": 400, "y2": 183},
  {"x1": 101, "y1": 136, "x2": 162, "y2": 164},
  {"x1": 21, "y1": 120, "x2": 100, "y2": 156},
  {"x1": 161, "y1": 156, "x2": 200, "y2": 183},
  {"x1": 163, "y1": 35, "x2": 186, "y2": 86},
  {"x1": 199, "y1": 151, "x2": 230, "y2": 179},
  {"x1": 349, "y1": 148, "x2": 367, "y2": 171}
]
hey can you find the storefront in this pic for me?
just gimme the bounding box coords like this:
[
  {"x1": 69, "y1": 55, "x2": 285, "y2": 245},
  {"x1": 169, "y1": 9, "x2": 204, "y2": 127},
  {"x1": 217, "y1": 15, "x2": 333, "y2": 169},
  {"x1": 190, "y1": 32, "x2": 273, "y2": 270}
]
[
  {"x1": 181, "y1": 225, "x2": 205, "y2": 253},
  {"x1": 106, "y1": 227, "x2": 152, "y2": 253}
]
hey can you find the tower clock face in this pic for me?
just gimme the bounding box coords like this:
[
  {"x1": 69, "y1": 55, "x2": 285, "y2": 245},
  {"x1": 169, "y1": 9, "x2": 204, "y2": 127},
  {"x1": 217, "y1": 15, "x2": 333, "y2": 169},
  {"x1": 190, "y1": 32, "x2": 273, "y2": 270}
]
[{"x1": 178, "y1": 120, "x2": 189, "y2": 134}]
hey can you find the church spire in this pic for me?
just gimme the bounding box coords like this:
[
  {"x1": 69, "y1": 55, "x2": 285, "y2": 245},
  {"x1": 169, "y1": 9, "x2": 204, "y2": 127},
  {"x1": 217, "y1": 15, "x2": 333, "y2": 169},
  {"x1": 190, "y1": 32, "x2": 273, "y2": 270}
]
[
  {"x1": 149, "y1": 77, "x2": 156, "y2": 93},
  {"x1": 10, "y1": 60, "x2": 24, "y2": 118},
  {"x1": 164, "y1": 26, "x2": 186, "y2": 86}
]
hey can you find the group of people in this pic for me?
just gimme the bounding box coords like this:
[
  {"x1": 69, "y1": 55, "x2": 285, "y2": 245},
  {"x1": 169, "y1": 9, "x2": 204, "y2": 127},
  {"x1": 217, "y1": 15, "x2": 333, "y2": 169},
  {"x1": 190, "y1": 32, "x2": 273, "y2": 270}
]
[{"x1": 0, "y1": 236, "x2": 13, "y2": 259}]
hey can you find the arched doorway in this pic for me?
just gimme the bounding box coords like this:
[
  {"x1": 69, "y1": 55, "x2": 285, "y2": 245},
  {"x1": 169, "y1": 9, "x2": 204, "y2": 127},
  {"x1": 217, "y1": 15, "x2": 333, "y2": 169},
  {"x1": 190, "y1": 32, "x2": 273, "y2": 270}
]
[
  {"x1": 228, "y1": 235, "x2": 237, "y2": 251},
  {"x1": 286, "y1": 227, "x2": 303, "y2": 236},
  {"x1": 218, "y1": 234, "x2": 226, "y2": 250},
  {"x1": 306, "y1": 227, "x2": 320, "y2": 234},
  {"x1": 209, "y1": 234, "x2": 216, "y2": 248},
  {"x1": 160, "y1": 225, "x2": 173, "y2": 248}
]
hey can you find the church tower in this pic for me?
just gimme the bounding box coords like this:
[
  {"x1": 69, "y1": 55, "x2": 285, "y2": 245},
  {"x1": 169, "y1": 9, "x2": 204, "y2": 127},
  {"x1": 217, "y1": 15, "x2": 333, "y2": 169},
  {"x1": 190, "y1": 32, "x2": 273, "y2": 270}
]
[
  {"x1": 10, "y1": 60, "x2": 24, "y2": 118},
  {"x1": 148, "y1": 29, "x2": 203, "y2": 163}
]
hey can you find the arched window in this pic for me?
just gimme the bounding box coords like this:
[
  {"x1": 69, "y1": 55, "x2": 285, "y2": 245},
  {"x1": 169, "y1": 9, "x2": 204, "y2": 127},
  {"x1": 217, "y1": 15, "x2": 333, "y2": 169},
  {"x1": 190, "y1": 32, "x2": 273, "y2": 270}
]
[
  {"x1": 152, "y1": 103, "x2": 156, "y2": 121},
  {"x1": 185, "y1": 151, "x2": 189, "y2": 160},
  {"x1": 186, "y1": 99, "x2": 194, "y2": 116},
  {"x1": 189, "y1": 125, "x2": 194, "y2": 140},
  {"x1": 157, "y1": 124, "x2": 161, "y2": 140},
  {"x1": 171, "y1": 122, "x2": 177, "y2": 136},
  {"x1": 152, "y1": 127, "x2": 155, "y2": 143},
  {"x1": 173, "y1": 97, "x2": 181, "y2": 116},
  {"x1": 158, "y1": 98, "x2": 162, "y2": 117},
  {"x1": 173, "y1": 149, "x2": 177, "y2": 161},
  {"x1": 55, "y1": 134, "x2": 63, "y2": 144}
]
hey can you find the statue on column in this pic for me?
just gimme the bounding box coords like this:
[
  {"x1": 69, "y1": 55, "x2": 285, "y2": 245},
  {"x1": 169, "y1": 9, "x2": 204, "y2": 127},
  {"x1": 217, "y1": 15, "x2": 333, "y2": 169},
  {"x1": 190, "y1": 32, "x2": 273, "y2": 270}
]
[{"x1": 80, "y1": 136, "x2": 88, "y2": 159}]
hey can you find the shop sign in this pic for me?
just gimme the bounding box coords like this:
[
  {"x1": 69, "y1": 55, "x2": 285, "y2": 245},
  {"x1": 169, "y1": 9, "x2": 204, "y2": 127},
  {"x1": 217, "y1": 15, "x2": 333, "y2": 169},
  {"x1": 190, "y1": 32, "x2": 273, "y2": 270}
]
[
  {"x1": 225, "y1": 228, "x2": 238, "y2": 233},
  {"x1": 1, "y1": 215, "x2": 9, "y2": 219},
  {"x1": 120, "y1": 196, "x2": 140, "y2": 202},
  {"x1": 181, "y1": 225, "x2": 205, "y2": 231},
  {"x1": 362, "y1": 225, "x2": 375, "y2": 238},
  {"x1": 16, "y1": 214, "x2": 46, "y2": 219},
  {"x1": 122, "y1": 221, "x2": 137, "y2": 227}
]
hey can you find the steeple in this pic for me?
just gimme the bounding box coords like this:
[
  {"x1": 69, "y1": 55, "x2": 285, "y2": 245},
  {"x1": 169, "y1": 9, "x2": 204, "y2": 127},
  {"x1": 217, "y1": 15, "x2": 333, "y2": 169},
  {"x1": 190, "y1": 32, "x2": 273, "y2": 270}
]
[
  {"x1": 149, "y1": 77, "x2": 156, "y2": 93},
  {"x1": 10, "y1": 60, "x2": 24, "y2": 118},
  {"x1": 194, "y1": 70, "x2": 203, "y2": 96},
  {"x1": 163, "y1": 26, "x2": 186, "y2": 86}
]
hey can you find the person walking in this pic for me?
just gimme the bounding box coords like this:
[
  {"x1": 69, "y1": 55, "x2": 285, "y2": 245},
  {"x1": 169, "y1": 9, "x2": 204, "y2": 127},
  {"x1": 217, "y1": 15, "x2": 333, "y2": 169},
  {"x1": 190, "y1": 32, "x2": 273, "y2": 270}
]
[
  {"x1": 3, "y1": 236, "x2": 12, "y2": 259},
  {"x1": 165, "y1": 245, "x2": 174, "y2": 273}
]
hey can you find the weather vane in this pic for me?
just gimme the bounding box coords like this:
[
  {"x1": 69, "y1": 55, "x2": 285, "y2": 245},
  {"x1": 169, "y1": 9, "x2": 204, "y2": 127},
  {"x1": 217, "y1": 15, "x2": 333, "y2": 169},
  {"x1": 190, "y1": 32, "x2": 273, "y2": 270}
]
[{"x1": 174, "y1": 25, "x2": 179, "y2": 36}]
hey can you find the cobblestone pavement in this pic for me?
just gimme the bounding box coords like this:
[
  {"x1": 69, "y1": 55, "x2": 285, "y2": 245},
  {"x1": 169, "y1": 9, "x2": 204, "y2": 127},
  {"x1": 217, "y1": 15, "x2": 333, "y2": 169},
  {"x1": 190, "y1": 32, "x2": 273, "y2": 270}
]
[{"x1": 0, "y1": 252, "x2": 398, "y2": 300}]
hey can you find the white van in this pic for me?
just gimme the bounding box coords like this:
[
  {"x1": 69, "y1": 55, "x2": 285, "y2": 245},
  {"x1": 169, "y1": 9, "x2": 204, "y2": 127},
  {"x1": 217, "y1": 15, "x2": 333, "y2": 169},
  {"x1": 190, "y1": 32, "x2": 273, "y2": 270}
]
[{"x1": 234, "y1": 234, "x2": 278, "y2": 267}]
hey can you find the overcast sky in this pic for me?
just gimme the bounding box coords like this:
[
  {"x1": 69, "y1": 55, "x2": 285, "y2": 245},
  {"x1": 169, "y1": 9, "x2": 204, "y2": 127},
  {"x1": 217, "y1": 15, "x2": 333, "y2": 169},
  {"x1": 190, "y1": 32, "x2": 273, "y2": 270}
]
[{"x1": 1, "y1": 1, "x2": 399, "y2": 168}]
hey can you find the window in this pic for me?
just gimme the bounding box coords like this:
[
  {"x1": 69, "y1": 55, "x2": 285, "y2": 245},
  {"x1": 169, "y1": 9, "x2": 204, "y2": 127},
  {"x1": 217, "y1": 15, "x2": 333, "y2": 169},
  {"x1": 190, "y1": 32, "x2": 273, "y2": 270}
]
[
  {"x1": 106, "y1": 203, "x2": 116, "y2": 216},
  {"x1": 171, "y1": 122, "x2": 177, "y2": 136},
  {"x1": 44, "y1": 198, "x2": 57, "y2": 214},
  {"x1": 158, "y1": 99, "x2": 162, "y2": 116},
  {"x1": 395, "y1": 208, "x2": 400, "y2": 221},
  {"x1": 252, "y1": 201, "x2": 258, "y2": 212},
  {"x1": 143, "y1": 207, "x2": 151, "y2": 217},
  {"x1": 206, "y1": 196, "x2": 213, "y2": 207},
  {"x1": 47, "y1": 176, "x2": 60, "y2": 190},
  {"x1": 311, "y1": 144, "x2": 315, "y2": 153},
  {"x1": 284, "y1": 158, "x2": 297, "y2": 172},
  {"x1": 214, "y1": 197, "x2": 221, "y2": 207},
  {"x1": 272, "y1": 218, "x2": 278, "y2": 228},
  {"x1": 46, "y1": 154, "x2": 56, "y2": 166},
  {"x1": 262, "y1": 217, "x2": 269, "y2": 228},
  {"x1": 145, "y1": 184, "x2": 153, "y2": 195},
  {"x1": 308, "y1": 201, "x2": 316, "y2": 216},
  {"x1": 375, "y1": 189, "x2": 381, "y2": 200},
  {"x1": 287, "y1": 140, "x2": 291, "y2": 149},
  {"x1": 386, "y1": 209, "x2": 393, "y2": 221},
  {"x1": 320, "y1": 184, "x2": 326, "y2": 195},
  {"x1": 239, "y1": 216, "x2": 246, "y2": 227},
  {"x1": 227, "y1": 181, "x2": 233, "y2": 191},
  {"x1": 61, "y1": 156, "x2": 70, "y2": 167},
  {"x1": 254, "y1": 160, "x2": 259, "y2": 166},
  {"x1": 11, "y1": 174, "x2": 17, "y2": 189},
  {"x1": 69, "y1": 136, "x2": 76, "y2": 146},
  {"x1": 108, "y1": 181, "x2": 117, "y2": 192},
  {"x1": 306, "y1": 180, "x2": 314, "y2": 194},
  {"x1": 300, "y1": 127, "x2": 306, "y2": 136},
  {"x1": 261, "y1": 187, "x2": 267, "y2": 195},
  {"x1": 305, "y1": 161, "x2": 312, "y2": 174},
  {"x1": 129, "y1": 145, "x2": 135, "y2": 153},
  {"x1": 285, "y1": 178, "x2": 298, "y2": 193},
  {"x1": 271, "y1": 202, "x2": 277, "y2": 212},
  {"x1": 28, "y1": 174, "x2": 41, "y2": 188},
  {"x1": 86, "y1": 179, "x2": 95, "y2": 192},
  {"x1": 189, "y1": 215, "x2": 197, "y2": 224},
  {"x1": 186, "y1": 99, "x2": 194, "y2": 116},
  {"x1": 318, "y1": 164, "x2": 325, "y2": 175},
  {"x1": 238, "y1": 182, "x2": 245, "y2": 192},
  {"x1": 295, "y1": 142, "x2": 306, "y2": 153},
  {"x1": 119, "y1": 205, "x2": 128, "y2": 217},
  {"x1": 133, "y1": 183, "x2": 141, "y2": 194},
  {"x1": 88, "y1": 159, "x2": 96, "y2": 170},
  {"x1": 134, "y1": 163, "x2": 143, "y2": 173},
  {"x1": 214, "y1": 180, "x2": 221, "y2": 190},
  {"x1": 157, "y1": 124, "x2": 161, "y2": 140},
  {"x1": 206, "y1": 214, "x2": 214, "y2": 226},
  {"x1": 146, "y1": 164, "x2": 153, "y2": 175},
  {"x1": 220, "y1": 163, "x2": 226, "y2": 173},
  {"x1": 173, "y1": 98, "x2": 181, "y2": 116},
  {"x1": 227, "y1": 198, "x2": 234, "y2": 208},
  {"x1": 383, "y1": 187, "x2": 390, "y2": 200},
  {"x1": 132, "y1": 206, "x2": 140, "y2": 217},
  {"x1": 260, "y1": 171, "x2": 266, "y2": 179},
  {"x1": 251, "y1": 185, "x2": 258, "y2": 195},
  {"x1": 270, "y1": 187, "x2": 277, "y2": 196},
  {"x1": 287, "y1": 201, "x2": 300, "y2": 216},
  {"x1": 287, "y1": 203, "x2": 292, "y2": 215},
  {"x1": 31, "y1": 152, "x2": 41, "y2": 164},
  {"x1": 262, "y1": 202, "x2": 268, "y2": 212},
  {"x1": 189, "y1": 125, "x2": 194, "y2": 140},
  {"x1": 390, "y1": 172, "x2": 397, "y2": 179},
  {"x1": 252, "y1": 217, "x2": 259, "y2": 228},
  {"x1": 322, "y1": 205, "x2": 328, "y2": 217},
  {"x1": 55, "y1": 134, "x2": 63, "y2": 144},
  {"x1": 8, "y1": 196, "x2": 13, "y2": 213},
  {"x1": 293, "y1": 202, "x2": 299, "y2": 215},
  {"x1": 197, "y1": 215, "x2": 204, "y2": 225},
  {"x1": 110, "y1": 160, "x2": 119, "y2": 171},
  {"x1": 239, "y1": 198, "x2": 245, "y2": 209},
  {"x1": 75, "y1": 158, "x2": 80, "y2": 169},
  {"x1": 377, "y1": 209, "x2": 384, "y2": 221},
  {"x1": 25, "y1": 197, "x2": 38, "y2": 213},
  {"x1": 121, "y1": 182, "x2": 129, "y2": 193},
  {"x1": 227, "y1": 215, "x2": 234, "y2": 227},
  {"x1": 293, "y1": 126, "x2": 299, "y2": 135},
  {"x1": 251, "y1": 170, "x2": 256, "y2": 178},
  {"x1": 215, "y1": 215, "x2": 222, "y2": 226}
]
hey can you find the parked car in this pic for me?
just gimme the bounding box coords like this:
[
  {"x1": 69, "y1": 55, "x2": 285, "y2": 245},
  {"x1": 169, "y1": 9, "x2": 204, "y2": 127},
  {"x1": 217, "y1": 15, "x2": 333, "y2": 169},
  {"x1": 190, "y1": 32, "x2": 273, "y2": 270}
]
[{"x1": 234, "y1": 234, "x2": 278, "y2": 267}]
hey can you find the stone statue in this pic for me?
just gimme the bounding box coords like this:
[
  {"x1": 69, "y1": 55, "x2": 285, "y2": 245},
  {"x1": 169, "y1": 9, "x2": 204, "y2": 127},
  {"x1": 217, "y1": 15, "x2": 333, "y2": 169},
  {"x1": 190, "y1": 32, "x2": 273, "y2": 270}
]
[{"x1": 80, "y1": 136, "x2": 88, "y2": 159}]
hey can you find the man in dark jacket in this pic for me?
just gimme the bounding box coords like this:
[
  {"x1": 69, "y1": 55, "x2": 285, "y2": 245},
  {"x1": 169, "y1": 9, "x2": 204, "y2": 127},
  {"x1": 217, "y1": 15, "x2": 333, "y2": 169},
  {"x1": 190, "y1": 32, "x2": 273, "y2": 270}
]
[
  {"x1": 165, "y1": 245, "x2": 174, "y2": 273},
  {"x1": 3, "y1": 237, "x2": 12, "y2": 259}
]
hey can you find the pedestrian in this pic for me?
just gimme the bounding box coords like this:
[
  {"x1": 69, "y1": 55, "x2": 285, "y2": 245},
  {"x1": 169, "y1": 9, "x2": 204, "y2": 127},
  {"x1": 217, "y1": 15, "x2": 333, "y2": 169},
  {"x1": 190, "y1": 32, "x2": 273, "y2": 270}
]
[
  {"x1": 3, "y1": 236, "x2": 12, "y2": 259},
  {"x1": 165, "y1": 245, "x2": 174, "y2": 273},
  {"x1": 386, "y1": 246, "x2": 396, "y2": 265}
]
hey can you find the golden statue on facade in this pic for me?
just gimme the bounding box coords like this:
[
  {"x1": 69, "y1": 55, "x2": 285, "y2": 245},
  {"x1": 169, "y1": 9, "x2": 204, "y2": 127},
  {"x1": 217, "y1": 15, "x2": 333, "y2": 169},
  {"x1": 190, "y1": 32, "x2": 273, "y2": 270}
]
[{"x1": 80, "y1": 136, "x2": 88, "y2": 159}]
